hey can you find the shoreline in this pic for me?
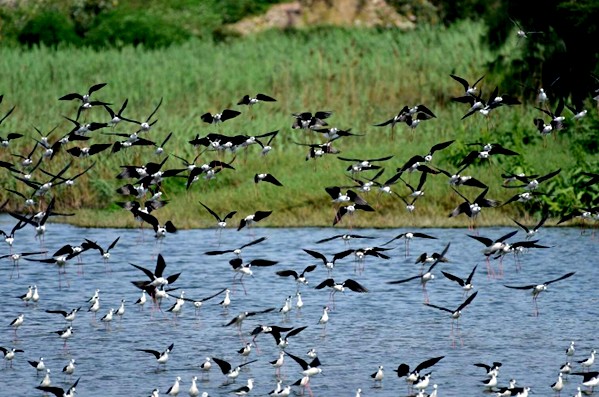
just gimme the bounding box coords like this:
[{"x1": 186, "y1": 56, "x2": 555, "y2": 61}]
[{"x1": 19, "y1": 210, "x2": 587, "y2": 230}]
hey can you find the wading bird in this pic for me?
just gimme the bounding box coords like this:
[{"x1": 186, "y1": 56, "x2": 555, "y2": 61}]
[
  {"x1": 504, "y1": 272, "x2": 575, "y2": 316},
  {"x1": 424, "y1": 291, "x2": 479, "y2": 347}
]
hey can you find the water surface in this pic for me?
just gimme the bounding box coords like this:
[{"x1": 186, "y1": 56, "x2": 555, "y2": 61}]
[{"x1": 0, "y1": 215, "x2": 597, "y2": 396}]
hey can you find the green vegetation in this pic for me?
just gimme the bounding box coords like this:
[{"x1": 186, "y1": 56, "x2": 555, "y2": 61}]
[
  {"x1": 0, "y1": 0, "x2": 286, "y2": 48},
  {"x1": 0, "y1": 20, "x2": 597, "y2": 229}
]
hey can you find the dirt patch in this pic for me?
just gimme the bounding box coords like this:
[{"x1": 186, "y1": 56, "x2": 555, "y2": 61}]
[{"x1": 227, "y1": 0, "x2": 416, "y2": 35}]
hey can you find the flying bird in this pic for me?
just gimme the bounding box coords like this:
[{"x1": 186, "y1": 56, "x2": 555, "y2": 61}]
[
  {"x1": 36, "y1": 376, "x2": 80, "y2": 397},
  {"x1": 237, "y1": 93, "x2": 277, "y2": 105},
  {"x1": 238, "y1": 211, "x2": 272, "y2": 231},
  {"x1": 441, "y1": 265, "x2": 478, "y2": 296},
  {"x1": 450, "y1": 73, "x2": 486, "y2": 96},
  {"x1": 136, "y1": 343, "x2": 175, "y2": 370},
  {"x1": 204, "y1": 236, "x2": 267, "y2": 256},
  {"x1": 504, "y1": 272, "x2": 576, "y2": 316},
  {"x1": 424, "y1": 291, "x2": 479, "y2": 347},
  {"x1": 254, "y1": 173, "x2": 283, "y2": 186},
  {"x1": 201, "y1": 109, "x2": 241, "y2": 124},
  {"x1": 198, "y1": 201, "x2": 237, "y2": 230}
]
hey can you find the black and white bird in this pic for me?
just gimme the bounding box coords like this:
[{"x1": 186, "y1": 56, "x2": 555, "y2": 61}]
[
  {"x1": 66, "y1": 143, "x2": 111, "y2": 158},
  {"x1": 59, "y1": 82, "x2": 109, "y2": 119},
  {"x1": 165, "y1": 376, "x2": 181, "y2": 396},
  {"x1": 229, "y1": 258, "x2": 278, "y2": 288},
  {"x1": 387, "y1": 243, "x2": 450, "y2": 302},
  {"x1": 571, "y1": 371, "x2": 599, "y2": 393},
  {"x1": 314, "y1": 278, "x2": 368, "y2": 295},
  {"x1": 130, "y1": 253, "x2": 181, "y2": 288},
  {"x1": 36, "y1": 376, "x2": 80, "y2": 397},
  {"x1": 292, "y1": 111, "x2": 332, "y2": 130},
  {"x1": 314, "y1": 233, "x2": 376, "y2": 244},
  {"x1": 126, "y1": 97, "x2": 163, "y2": 132},
  {"x1": 302, "y1": 248, "x2": 354, "y2": 275},
  {"x1": 382, "y1": 231, "x2": 437, "y2": 257},
  {"x1": 211, "y1": 357, "x2": 257, "y2": 381},
  {"x1": 449, "y1": 187, "x2": 500, "y2": 229},
  {"x1": 473, "y1": 362, "x2": 503, "y2": 380},
  {"x1": 238, "y1": 93, "x2": 276, "y2": 106},
  {"x1": 550, "y1": 372, "x2": 564, "y2": 394},
  {"x1": 503, "y1": 168, "x2": 561, "y2": 191},
  {"x1": 441, "y1": 265, "x2": 478, "y2": 296},
  {"x1": 425, "y1": 291, "x2": 479, "y2": 346},
  {"x1": 224, "y1": 308, "x2": 276, "y2": 335},
  {"x1": 450, "y1": 73, "x2": 486, "y2": 96},
  {"x1": 63, "y1": 359, "x2": 76, "y2": 377},
  {"x1": 394, "y1": 356, "x2": 444, "y2": 392},
  {"x1": 82, "y1": 236, "x2": 120, "y2": 264},
  {"x1": 46, "y1": 307, "x2": 82, "y2": 324},
  {"x1": 9, "y1": 313, "x2": 24, "y2": 338},
  {"x1": 333, "y1": 203, "x2": 375, "y2": 226},
  {"x1": 254, "y1": 173, "x2": 283, "y2": 186},
  {"x1": 199, "y1": 201, "x2": 237, "y2": 230},
  {"x1": 512, "y1": 213, "x2": 549, "y2": 239},
  {"x1": 337, "y1": 155, "x2": 394, "y2": 174},
  {"x1": 276, "y1": 265, "x2": 317, "y2": 287},
  {"x1": 460, "y1": 85, "x2": 521, "y2": 119},
  {"x1": 28, "y1": 357, "x2": 46, "y2": 375},
  {"x1": 371, "y1": 365, "x2": 384, "y2": 385},
  {"x1": 55, "y1": 326, "x2": 74, "y2": 349},
  {"x1": 205, "y1": 236, "x2": 267, "y2": 257},
  {"x1": 136, "y1": 211, "x2": 177, "y2": 240},
  {"x1": 104, "y1": 98, "x2": 135, "y2": 127},
  {"x1": 238, "y1": 211, "x2": 272, "y2": 231},
  {"x1": 136, "y1": 343, "x2": 174, "y2": 370},
  {"x1": 578, "y1": 349, "x2": 596, "y2": 370},
  {"x1": 231, "y1": 378, "x2": 254, "y2": 395},
  {"x1": 458, "y1": 143, "x2": 520, "y2": 169},
  {"x1": 179, "y1": 288, "x2": 227, "y2": 316},
  {"x1": 504, "y1": 272, "x2": 576, "y2": 316},
  {"x1": 285, "y1": 350, "x2": 322, "y2": 384},
  {"x1": 201, "y1": 109, "x2": 241, "y2": 124},
  {"x1": 0, "y1": 346, "x2": 24, "y2": 367}
]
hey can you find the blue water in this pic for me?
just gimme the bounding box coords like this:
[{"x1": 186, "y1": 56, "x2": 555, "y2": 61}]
[{"x1": 0, "y1": 215, "x2": 598, "y2": 396}]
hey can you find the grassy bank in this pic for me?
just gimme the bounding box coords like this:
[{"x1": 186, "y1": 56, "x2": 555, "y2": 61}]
[{"x1": 0, "y1": 21, "x2": 597, "y2": 229}]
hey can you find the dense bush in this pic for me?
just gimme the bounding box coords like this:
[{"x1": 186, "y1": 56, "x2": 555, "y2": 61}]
[
  {"x1": 85, "y1": 10, "x2": 190, "y2": 49},
  {"x1": 18, "y1": 10, "x2": 81, "y2": 47}
]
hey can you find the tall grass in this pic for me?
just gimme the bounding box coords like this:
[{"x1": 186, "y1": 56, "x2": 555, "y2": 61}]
[{"x1": 0, "y1": 20, "x2": 596, "y2": 229}]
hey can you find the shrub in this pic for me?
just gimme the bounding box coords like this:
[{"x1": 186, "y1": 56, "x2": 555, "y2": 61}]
[
  {"x1": 17, "y1": 10, "x2": 81, "y2": 47},
  {"x1": 85, "y1": 10, "x2": 190, "y2": 49}
]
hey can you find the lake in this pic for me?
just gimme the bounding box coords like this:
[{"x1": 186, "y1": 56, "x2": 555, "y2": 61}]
[{"x1": 0, "y1": 214, "x2": 598, "y2": 396}]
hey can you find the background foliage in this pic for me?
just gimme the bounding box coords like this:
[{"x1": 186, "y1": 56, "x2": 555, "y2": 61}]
[{"x1": 0, "y1": 1, "x2": 597, "y2": 227}]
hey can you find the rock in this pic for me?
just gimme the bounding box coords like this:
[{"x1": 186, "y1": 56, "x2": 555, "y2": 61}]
[{"x1": 226, "y1": 0, "x2": 415, "y2": 36}]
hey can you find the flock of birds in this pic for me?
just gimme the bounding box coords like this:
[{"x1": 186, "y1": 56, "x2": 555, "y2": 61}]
[{"x1": 1, "y1": 22, "x2": 599, "y2": 397}]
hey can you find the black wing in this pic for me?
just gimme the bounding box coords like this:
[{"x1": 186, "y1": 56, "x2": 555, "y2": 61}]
[
  {"x1": 545, "y1": 272, "x2": 575, "y2": 285},
  {"x1": 504, "y1": 284, "x2": 536, "y2": 290},
  {"x1": 314, "y1": 278, "x2": 336, "y2": 289},
  {"x1": 253, "y1": 211, "x2": 272, "y2": 222},
  {"x1": 343, "y1": 278, "x2": 368, "y2": 292},
  {"x1": 211, "y1": 357, "x2": 232, "y2": 374},
  {"x1": 284, "y1": 350, "x2": 310, "y2": 370},
  {"x1": 424, "y1": 302, "x2": 453, "y2": 313},
  {"x1": 303, "y1": 248, "x2": 327, "y2": 263},
  {"x1": 415, "y1": 356, "x2": 445, "y2": 372},
  {"x1": 276, "y1": 270, "x2": 299, "y2": 279},
  {"x1": 387, "y1": 275, "x2": 421, "y2": 284},
  {"x1": 240, "y1": 236, "x2": 268, "y2": 249},
  {"x1": 199, "y1": 201, "x2": 222, "y2": 222},
  {"x1": 137, "y1": 349, "x2": 161, "y2": 359},
  {"x1": 457, "y1": 290, "x2": 478, "y2": 311},
  {"x1": 441, "y1": 271, "x2": 465, "y2": 287}
]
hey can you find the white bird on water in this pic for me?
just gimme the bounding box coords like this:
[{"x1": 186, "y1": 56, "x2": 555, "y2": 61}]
[{"x1": 39, "y1": 368, "x2": 52, "y2": 387}]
